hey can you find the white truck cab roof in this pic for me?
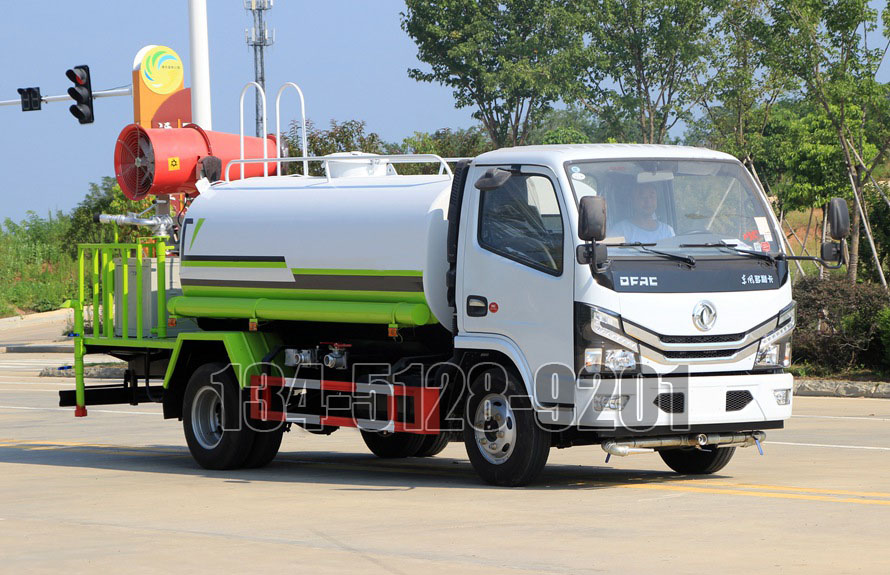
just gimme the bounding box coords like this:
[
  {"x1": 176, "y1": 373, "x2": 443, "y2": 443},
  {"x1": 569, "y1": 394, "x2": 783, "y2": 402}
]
[{"x1": 473, "y1": 143, "x2": 737, "y2": 166}]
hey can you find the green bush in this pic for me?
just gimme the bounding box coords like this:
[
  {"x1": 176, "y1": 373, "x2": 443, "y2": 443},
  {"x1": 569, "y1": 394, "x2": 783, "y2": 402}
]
[
  {"x1": 793, "y1": 276, "x2": 888, "y2": 372},
  {"x1": 877, "y1": 307, "x2": 890, "y2": 371}
]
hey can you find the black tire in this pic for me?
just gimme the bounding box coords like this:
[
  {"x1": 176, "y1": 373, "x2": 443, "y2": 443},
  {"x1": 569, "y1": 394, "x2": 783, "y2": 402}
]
[
  {"x1": 360, "y1": 430, "x2": 426, "y2": 458},
  {"x1": 659, "y1": 446, "x2": 736, "y2": 475},
  {"x1": 242, "y1": 427, "x2": 284, "y2": 468},
  {"x1": 462, "y1": 367, "x2": 550, "y2": 487},
  {"x1": 182, "y1": 362, "x2": 256, "y2": 470},
  {"x1": 414, "y1": 433, "x2": 451, "y2": 457}
]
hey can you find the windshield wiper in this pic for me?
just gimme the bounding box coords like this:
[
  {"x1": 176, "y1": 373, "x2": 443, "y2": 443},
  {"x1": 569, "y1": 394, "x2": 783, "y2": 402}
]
[
  {"x1": 610, "y1": 242, "x2": 696, "y2": 267},
  {"x1": 679, "y1": 241, "x2": 777, "y2": 263}
]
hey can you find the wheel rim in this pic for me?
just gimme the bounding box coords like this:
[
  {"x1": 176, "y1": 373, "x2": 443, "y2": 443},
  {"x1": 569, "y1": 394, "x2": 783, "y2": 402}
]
[
  {"x1": 191, "y1": 386, "x2": 224, "y2": 450},
  {"x1": 473, "y1": 393, "x2": 516, "y2": 465}
]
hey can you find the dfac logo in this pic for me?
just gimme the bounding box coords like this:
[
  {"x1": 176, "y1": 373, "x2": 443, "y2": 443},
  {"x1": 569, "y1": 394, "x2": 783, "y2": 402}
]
[
  {"x1": 141, "y1": 46, "x2": 184, "y2": 95},
  {"x1": 692, "y1": 300, "x2": 717, "y2": 331},
  {"x1": 618, "y1": 276, "x2": 658, "y2": 287}
]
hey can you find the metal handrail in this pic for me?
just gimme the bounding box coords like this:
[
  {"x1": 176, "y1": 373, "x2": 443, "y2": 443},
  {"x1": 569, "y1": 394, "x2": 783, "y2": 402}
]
[
  {"x1": 238, "y1": 82, "x2": 268, "y2": 179},
  {"x1": 224, "y1": 154, "x2": 455, "y2": 181},
  {"x1": 275, "y1": 82, "x2": 308, "y2": 176},
  {"x1": 69, "y1": 237, "x2": 169, "y2": 416}
]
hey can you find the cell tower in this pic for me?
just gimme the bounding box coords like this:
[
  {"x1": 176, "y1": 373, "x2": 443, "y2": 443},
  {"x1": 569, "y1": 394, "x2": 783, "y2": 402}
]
[{"x1": 244, "y1": 0, "x2": 275, "y2": 138}]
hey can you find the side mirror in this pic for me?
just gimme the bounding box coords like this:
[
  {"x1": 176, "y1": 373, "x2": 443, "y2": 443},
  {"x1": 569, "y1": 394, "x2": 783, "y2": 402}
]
[
  {"x1": 827, "y1": 198, "x2": 850, "y2": 240},
  {"x1": 474, "y1": 168, "x2": 513, "y2": 191},
  {"x1": 820, "y1": 241, "x2": 843, "y2": 264},
  {"x1": 578, "y1": 196, "x2": 607, "y2": 242}
]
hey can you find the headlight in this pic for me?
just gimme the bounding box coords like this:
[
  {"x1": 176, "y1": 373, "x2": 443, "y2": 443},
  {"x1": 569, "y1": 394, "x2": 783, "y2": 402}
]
[
  {"x1": 755, "y1": 303, "x2": 795, "y2": 368},
  {"x1": 580, "y1": 306, "x2": 640, "y2": 374},
  {"x1": 584, "y1": 347, "x2": 636, "y2": 372},
  {"x1": 591, "y1": 308, "x2": 639, "y2": 351}
]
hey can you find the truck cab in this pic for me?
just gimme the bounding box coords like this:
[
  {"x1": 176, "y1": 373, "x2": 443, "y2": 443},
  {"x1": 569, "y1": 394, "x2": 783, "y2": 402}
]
[{"x1": 450, "y1": 144, "x2": 845, "y2": 481}]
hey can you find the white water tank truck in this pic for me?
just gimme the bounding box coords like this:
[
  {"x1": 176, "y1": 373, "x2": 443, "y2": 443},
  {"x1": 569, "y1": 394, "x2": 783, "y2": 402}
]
[{"x1": 62, "y1": 143, "x2": 850, "y2": 486}]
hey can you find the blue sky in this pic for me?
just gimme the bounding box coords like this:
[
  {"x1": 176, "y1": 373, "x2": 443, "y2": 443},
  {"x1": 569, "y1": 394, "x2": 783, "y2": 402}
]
[
  {"x1": 3, "y1": 2, "x2": 890, "y2": 222},
  {"x1": 1, "y1": 1, "x2": 476, "y2": 221}
]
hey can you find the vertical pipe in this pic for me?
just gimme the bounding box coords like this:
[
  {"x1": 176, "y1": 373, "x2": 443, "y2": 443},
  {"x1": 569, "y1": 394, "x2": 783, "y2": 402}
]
[
  {"x1": 75, "y1": 248, "x2": 86, "y2": 416},
  {"x1": 189, "y1": 0, "x2": 213, "y2": 130},
  {"x1": 157, "y1": 239, "x2": 168, "y2": 339},
  {"x1": 102, "y1": 249, "x2": 111, "y2": 339},
  {"x1": 92, "y1": 248, "x2": 100, "y2": 338},
  {"x1": 136, "y1": 244, "x2": 144, "y2": 340},
  {"x1": 121, "y1": 248, "x2": 129, "y2": 340}
]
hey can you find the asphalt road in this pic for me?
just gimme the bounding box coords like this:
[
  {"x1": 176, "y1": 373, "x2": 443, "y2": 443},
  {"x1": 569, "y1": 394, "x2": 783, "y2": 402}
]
[{"x1": 0, "y1": 354, "x2": 888, "y2": 574}]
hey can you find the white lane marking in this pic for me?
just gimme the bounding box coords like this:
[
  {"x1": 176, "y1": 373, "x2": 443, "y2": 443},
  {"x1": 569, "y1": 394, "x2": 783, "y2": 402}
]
[
  {"x1": 0, "y1": 381, "x2": 71, "y2": 386},
  {"x1": 0, "y1": 405, "x2": 157, "y2": 415},
  {"x1": 771, "y1": 441, "x2": 890, "y2": 451},
  {"x1": 793, "y1": 414, "x2": 890, "y2": 422}
]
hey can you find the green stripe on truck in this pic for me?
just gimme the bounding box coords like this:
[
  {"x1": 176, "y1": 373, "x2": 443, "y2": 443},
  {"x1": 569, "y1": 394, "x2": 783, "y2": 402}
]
[
  {"x1": 167, "y1": 295, "x2": 434, "y2": 326},
  {"x1": 291, "y1": 268, "x2": 423, "y2": 277},
  {"x1": 180, "y1": 283, "x2": 428, "y2": 304},
  {"x1": 181, "y1": 260, "x2": 288, "y2": 268}
]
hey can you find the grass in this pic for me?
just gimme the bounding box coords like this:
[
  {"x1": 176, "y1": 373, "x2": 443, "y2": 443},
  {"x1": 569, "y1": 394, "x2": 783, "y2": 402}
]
[
  {"x1": 788, "y1": 362, "x2": 889, "y2": 382},
  {"x1": 0, "y1": 218, "x2": 77, "y2": 318}
]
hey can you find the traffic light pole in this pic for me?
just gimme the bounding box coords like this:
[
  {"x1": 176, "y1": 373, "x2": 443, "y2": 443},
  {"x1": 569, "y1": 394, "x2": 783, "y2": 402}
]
[{"x1": 0, "y1": 86, "x2": 132, "y2": 108}]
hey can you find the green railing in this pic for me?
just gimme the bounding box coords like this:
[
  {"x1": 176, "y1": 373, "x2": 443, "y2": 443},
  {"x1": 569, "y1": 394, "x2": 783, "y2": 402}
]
[{"x1": 65, "y1": 236, "x2": 169, "y2": 416}]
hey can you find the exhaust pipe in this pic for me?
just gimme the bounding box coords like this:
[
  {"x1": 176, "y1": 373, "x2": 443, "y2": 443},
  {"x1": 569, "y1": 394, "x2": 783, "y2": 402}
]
[{"x1": 602, "y1": 431, "x2": 766, "y2": 457}]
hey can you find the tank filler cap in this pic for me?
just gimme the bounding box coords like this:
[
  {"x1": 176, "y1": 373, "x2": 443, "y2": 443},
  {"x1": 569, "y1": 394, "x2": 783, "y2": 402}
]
[{"x1": 324, "y1": 151, "x2": 394, "y2": 178}]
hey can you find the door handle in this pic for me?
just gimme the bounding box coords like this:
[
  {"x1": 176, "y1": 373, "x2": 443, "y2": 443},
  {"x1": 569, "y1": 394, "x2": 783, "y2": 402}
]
[{"x1": 466, "y1": 295, "x2": 488, "y2": 317}]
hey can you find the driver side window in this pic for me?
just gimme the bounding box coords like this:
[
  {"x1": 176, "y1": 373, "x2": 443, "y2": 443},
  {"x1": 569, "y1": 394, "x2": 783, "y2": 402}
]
[{"x1": 478, "y1": 173, "x2": 564, "y2": 275}]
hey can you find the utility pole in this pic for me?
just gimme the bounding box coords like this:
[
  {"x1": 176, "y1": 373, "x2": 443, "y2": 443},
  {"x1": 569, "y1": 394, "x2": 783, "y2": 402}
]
[
  {"x1": 189, "y1": 0, "x2": 213, "y2": 130},
  {"x1": 245, "y1": 0, "x2": 275, "y2": 137}
]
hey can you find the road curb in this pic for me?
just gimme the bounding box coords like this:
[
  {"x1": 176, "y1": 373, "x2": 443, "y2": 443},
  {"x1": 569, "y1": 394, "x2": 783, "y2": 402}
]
[
  {"x1": 0, "y1": 308, "x2": 72, "y2": 328},
  {"x1": 2, "y1": 344, "x2": 74, "y2": 354},
  {"x1": 794, "y1": 379, "x2": 890, "y2": 399},
  {"x1": 40, "y1": 366, "x2": 127, "y2": 379}
]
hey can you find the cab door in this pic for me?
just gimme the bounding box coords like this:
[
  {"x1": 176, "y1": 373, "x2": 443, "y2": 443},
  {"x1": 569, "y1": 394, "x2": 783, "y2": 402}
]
[{"x1": 458, "y1": 164, "x2": 575, "y2": 405}]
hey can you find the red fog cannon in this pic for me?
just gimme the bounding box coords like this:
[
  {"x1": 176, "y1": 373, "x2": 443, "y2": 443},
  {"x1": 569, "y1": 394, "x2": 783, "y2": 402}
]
[{"x1": 114, "y1": 123, "x2": 278, "y2": 200}]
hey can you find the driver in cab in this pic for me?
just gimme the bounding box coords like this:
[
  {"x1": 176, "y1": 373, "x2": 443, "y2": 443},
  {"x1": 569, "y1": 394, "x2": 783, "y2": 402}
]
[{"x1": 609, "y1": 184, "x2": 675, "y2": 244}]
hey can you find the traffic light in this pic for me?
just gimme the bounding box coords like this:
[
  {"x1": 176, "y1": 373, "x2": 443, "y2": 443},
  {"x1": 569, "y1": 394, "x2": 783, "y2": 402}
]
[
  {"x1": 16, "y1": 87, "x2": 42, "y2": 111},
  {"x1": 65, "y1": 65, "x2": 94, "y2": 124}
]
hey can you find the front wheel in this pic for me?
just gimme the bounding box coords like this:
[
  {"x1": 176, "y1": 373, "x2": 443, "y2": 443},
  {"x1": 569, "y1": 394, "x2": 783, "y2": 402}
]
[
  {"x1": 659, "y1": 446, "x2": 736, "y2": 474},
  {"x1": 462, "y1": 368, "x2": 550, "y2": 486}
]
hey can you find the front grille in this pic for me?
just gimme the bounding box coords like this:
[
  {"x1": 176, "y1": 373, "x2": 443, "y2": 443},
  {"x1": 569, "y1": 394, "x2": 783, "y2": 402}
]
[
  {"x1": 661, "y1": 349, "x2": 739, "y2": 360},
  {"x1": 654, "y1": 392, "x2": 685, "y2": 413},
  {"x1": 660, "y1": 333, "x2": 745, "y2": 344},
  {"x1": 726, "y1": 390, "x2": 754, "y2": 411}
]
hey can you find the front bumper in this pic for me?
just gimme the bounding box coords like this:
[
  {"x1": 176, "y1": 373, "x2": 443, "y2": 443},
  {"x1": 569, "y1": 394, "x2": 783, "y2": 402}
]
[{"x1": 538, "y1": 372, "x2": 793, "y2": 429}]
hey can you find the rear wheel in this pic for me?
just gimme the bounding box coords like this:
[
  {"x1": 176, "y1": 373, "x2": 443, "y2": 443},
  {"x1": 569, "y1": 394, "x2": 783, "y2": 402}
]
[
  {"x1": 415, "y1": 433, "x2": 451, "y2": 457},
  {"x1": 182, "y1": 362, "x2": 256, "y2": 470},
  {"x1": 659, "y1": 446, "x2": 736, "y2": 474},
  {"x1": 242, "y1": 426, "x2": 284, "y2": 468},
  {"x1": 462, "y1": 368, "x2": 550, "y2": 486},
  {"x1": 360, "y1": 430, "x2": 425, "y2": 458}
]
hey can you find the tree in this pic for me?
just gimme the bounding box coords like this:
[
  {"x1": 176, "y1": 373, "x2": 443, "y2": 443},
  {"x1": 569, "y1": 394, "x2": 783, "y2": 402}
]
[
  {"x1": 569, "y1": 0, "x2": 716, "y2": 144},
  {"x1": 768, "y1": 0, "x2": 890, "y2": 286},
  {"x1": 399, "y1": 126, "x2": 493, "y2": 158},
  {"x1": 65, "y1": 177, "x2": 152, "y2": 254},
  {"x1": 525, "y1": 105, "x2": 643, "y2": 144},
  {"x1": 402, "y1": 0, "x2": 577, "y2": 148},
  {"x1": 284, "y1": 119, "x2": 387, "y2": 176},
  {"x1": 699, "y1": 0, "x2": 792, "y2": 163}
]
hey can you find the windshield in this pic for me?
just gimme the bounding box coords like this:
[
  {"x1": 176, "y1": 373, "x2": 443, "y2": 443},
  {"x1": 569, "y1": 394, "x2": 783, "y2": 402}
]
[{"x1": 566, "y1": 159, "x2": 781, "y2": 256}]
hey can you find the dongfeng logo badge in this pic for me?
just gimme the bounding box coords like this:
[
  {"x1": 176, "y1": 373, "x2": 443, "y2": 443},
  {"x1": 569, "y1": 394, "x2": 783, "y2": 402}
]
[{"x1": 692, "y1": 300, "x2": 717, "y2": 331}]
